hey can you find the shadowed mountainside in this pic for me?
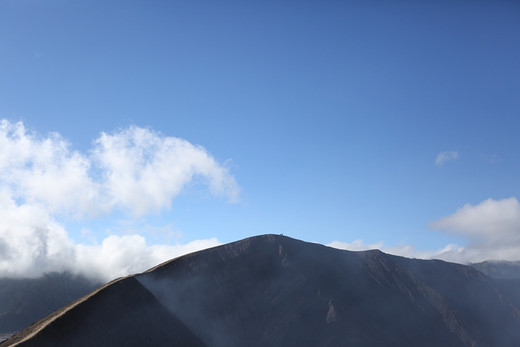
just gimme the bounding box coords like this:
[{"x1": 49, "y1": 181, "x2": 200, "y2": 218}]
[
  {"x1": 3, "y1": 276, "x2": 205, "y2": 347},
  {"x1": 3, "y1": 234, "x2": 520, "y2": 346}
]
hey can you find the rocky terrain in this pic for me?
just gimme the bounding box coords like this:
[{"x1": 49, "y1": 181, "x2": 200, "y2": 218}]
[{"x1": 3, "y1": 234, "x2": 520, "y2": 346}]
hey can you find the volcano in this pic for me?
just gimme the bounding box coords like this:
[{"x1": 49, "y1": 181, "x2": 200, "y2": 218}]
[{"x1": 3, "y1": 234, "x2": 520, "y2": 346}]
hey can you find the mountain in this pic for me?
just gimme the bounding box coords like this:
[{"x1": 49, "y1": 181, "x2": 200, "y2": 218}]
[
  {"x1": 471, "y1": 260, "x2": 520, "y2": 279},
  {"x1": 0, "y1": 273, "x2": 100, "y2": 334},
  {"x1": 3, "y1": 234, "x2": 520, "y2": 346}
]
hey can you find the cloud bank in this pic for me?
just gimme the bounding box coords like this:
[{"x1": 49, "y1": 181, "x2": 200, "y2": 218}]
[
  {"x1": 0, "y1": 120, "x2": 235, "y2": 281},
  {"x1": 330, "y1": 197, "x2": 520, "y2": 264}
]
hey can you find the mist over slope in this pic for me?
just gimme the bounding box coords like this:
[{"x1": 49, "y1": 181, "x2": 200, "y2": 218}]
[{"x1": 4, "y1": 235, "x2": 520, "y2": 346}]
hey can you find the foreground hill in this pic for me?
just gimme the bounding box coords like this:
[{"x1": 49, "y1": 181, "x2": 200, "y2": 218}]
[{"x1": 3, "y1": 234, "x2": 520, "y2": 346}]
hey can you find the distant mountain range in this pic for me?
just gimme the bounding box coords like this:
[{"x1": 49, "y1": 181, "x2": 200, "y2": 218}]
[
  {"x1": 2, "y1": 235, "x2": 520, "y2": 346},
  {"x1": 0, "y1": 273, "x2": 100, "y2": 334},
  {"x1": 471, "y1": 260, "x2": 520, "y2": 279}
]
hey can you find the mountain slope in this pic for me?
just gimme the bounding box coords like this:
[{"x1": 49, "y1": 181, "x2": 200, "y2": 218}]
[
  {"x1": 4, "y1": 234, "x2": 520, "y2": 346},
  {"x1": 3, "y1": 276, "x2": 205, "y2": 347}
]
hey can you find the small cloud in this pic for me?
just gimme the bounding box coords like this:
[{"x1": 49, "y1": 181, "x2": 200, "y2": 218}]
[
  {"x1": 435, "y1": 150, "x2": 459, "y2": 166},
  {"x1": 328, "y1": 239, "x2": 383, "y2": 251},
  {"x1": 480, "y1": 153, "x2": 500, "y2": 164}
]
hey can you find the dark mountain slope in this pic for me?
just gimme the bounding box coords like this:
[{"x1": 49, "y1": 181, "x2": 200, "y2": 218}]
[
  {"x1": 4, "y1": 234, "x2": 520, "y2": 346},
  {"x1": 394, "y1": 255, "x2": 520, "y2": 345},
  {"x1": 4, "y1": 276, "x2": 205, "y2": 347},
  {"x1": 136, "y1": 235, "x2": 520, "y2": 346}
]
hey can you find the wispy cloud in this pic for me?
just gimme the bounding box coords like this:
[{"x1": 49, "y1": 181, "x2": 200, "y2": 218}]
[
  {"x1": 330, "y1": 197, "x2": 520, "y2": 264},
  {"x1": 328, "y1": 239, "x2": 463, "y2": 261},
  {"x1": 480, "y1": 153, "x2": 500, "y2": 164},
  {"x1": 435, "y1": 150, "x2": 459, "y2": 166},
  {"x1": 0, "y1": 120, "x2": 236, "y2": 280},
  {"x1": 328, "y1": 240, "x2": 383, "y2": 251}
]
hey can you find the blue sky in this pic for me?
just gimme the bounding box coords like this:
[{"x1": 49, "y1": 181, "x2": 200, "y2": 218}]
[{"x1": 1, "y1": 1, "x2": 519, "y2": 280}]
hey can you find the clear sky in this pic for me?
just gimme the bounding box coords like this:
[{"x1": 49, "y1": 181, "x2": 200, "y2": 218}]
[{"x1": 1, "y1": 0, "x2": 519, "y2": 280}]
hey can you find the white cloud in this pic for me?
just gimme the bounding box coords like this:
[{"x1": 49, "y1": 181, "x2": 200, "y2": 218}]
[
  {"x1": 74, "y1": 235, "x2": 220, "y2": 281},
  {"x1": 0, "y1": 120, "x2": 239, "y2": 217},
  {"x1": 0, "y1": 119, "x2": 236, "y2": 281},
  {"x1": 92, "y1": 125, "x2": 239, "y2": 216},
  {"x1": 435, "y1": 150, "x2": 459, "y2": 166},
  {"x1": 0, "y1": 195, "x2": 72, "y2": 278},
  {"x1": 330, "y1": 197, "x2": 520, "y2": 264},
  {"x1": 429, "y1": 197, "x2": 520, "y2": 240},
  {"x1": 0, "y1": 199, "x2": 221, "y2": 281},
  {"x1": 429, "y1": 197, "x2": 520, "y2": 262},
  {"x1": 0, "y1": 120, "x2": 100, "y2": 216},
  {"x1": 0, "y1": 120, "x2": 239, "y2": 215}
]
